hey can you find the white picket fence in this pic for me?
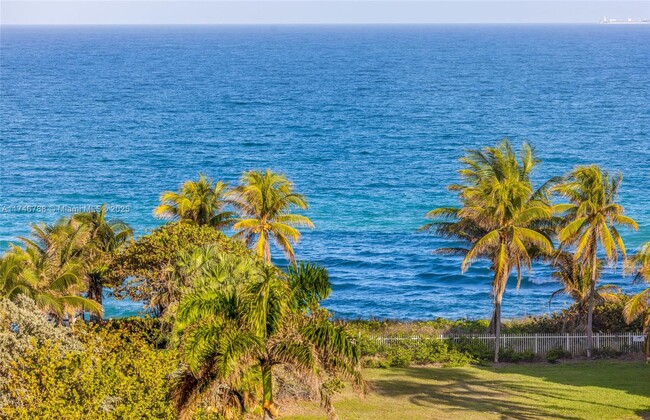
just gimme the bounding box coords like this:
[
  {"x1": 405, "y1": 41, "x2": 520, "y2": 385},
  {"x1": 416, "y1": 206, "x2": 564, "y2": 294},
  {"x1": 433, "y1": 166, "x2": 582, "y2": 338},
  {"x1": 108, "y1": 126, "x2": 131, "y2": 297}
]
[{"x1": 370, "y1": 332, "x2": 646, "y2": 355}]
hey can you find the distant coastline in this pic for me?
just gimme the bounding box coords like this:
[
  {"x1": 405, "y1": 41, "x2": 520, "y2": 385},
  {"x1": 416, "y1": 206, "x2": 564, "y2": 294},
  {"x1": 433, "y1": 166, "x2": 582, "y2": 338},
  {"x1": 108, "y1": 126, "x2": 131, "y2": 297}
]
[{"x1": 600, "y1": 17, "x2": 650, "y2": 25}]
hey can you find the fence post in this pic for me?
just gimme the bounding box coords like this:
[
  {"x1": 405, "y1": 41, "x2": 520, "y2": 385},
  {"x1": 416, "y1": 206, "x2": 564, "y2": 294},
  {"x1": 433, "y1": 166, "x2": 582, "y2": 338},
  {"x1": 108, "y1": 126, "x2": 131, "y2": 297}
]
[
  {"x1": 596, "y1": 333, "x2": 600, "y2": 350},
  {"x1": 534, "y1": 334, "x2": 538, "y2": 353},
  {"x1": 566, "y1": 333, "x2": 570, "y2": 352}
]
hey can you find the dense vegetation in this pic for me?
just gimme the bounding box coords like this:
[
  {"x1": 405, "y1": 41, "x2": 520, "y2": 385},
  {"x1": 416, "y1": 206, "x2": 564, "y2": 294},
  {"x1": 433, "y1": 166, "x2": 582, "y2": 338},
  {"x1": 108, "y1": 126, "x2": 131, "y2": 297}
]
[
  {"x1": 0, "y1": 298, "x2": 175, "y2": 418},
  {"x1": 1, "y1": 146, "x2": 649, "y2": 418}
]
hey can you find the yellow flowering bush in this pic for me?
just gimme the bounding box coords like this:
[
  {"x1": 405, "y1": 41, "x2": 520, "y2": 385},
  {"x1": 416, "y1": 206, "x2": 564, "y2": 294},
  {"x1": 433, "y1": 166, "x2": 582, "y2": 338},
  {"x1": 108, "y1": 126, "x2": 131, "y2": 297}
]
[{"x1": 1, "y1": 319, "x2": 176, "y2": 419}]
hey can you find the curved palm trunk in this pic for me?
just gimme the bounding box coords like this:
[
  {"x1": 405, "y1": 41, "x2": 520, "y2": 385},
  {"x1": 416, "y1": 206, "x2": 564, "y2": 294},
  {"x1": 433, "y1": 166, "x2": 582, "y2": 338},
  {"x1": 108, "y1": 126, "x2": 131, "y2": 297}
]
[
  {"x1": 586, "y1": 248, "x2": 597, "y2": 358},
  {"x1": 490, "y1": 267, "x2": 508, "y2": 363}
]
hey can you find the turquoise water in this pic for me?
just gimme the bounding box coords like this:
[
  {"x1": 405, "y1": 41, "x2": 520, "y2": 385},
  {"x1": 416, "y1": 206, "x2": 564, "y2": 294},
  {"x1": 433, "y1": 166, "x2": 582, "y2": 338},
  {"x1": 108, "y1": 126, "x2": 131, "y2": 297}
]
[{"x1": 1, "y1": 25, "x2": 649, "y2": 320}]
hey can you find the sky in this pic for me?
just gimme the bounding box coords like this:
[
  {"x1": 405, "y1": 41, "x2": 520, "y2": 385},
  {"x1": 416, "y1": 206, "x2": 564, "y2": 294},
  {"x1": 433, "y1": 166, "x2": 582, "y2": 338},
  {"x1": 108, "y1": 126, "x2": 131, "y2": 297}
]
[{"x1": 1, "y1": 0, "x2": 649, "y2": 25}]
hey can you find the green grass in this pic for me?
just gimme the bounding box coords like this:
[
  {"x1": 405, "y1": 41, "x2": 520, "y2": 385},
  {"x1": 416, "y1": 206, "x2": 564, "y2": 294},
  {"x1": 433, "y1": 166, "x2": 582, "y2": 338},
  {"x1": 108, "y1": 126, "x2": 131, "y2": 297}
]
[{"x1": 283, "y1": 361, "x2": 650, "y2": 419}]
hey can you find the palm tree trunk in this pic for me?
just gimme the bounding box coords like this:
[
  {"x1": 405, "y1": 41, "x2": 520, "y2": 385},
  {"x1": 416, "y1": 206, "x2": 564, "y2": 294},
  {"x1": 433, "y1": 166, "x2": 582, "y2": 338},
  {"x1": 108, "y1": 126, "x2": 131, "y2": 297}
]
[
  {"x1": 261, "y1": 364, "x2": 277, "y2": 419},
  {"x1": 492, "y1": 267, "x2": 508, "y2": 363},
  {"x1": 643, "y1": 324, "x2": 650, "y2": 365},
  {"x1": 264, "y1": 233, "x2": 271, "y2": 264},
  {"x1": 487, "y1": 309, "x2": 497, "y2": 334},
  {"x1": 89, "y1": 274, "x2": 103, "y2": 323},
  {"x1": 586, "y1": 249, "x2": 597, "y2": 358},
  {"x1": 494, "y1": 298, "x2": 501, "y2": 363}
]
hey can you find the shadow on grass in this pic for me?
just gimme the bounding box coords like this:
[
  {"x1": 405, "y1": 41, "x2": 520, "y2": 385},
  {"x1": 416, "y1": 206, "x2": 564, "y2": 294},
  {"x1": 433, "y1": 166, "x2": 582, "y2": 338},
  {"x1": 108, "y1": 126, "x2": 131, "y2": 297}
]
[
  {"x1": 479, "y1": 361, "x2": 650, "y2": 419},
  {"x1": 369, "y1": 362, "x2": 649, "y2": 419},
  {"x1": 480, "y1": 360, "x2": 650, "y2": 397}
]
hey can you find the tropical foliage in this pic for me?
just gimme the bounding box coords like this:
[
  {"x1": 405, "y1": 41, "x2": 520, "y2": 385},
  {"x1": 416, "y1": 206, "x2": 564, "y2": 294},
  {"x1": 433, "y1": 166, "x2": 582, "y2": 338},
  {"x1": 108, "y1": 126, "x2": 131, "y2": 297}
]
[
  {"x1": 155, "y1": 173, "x2": 236, "y2": 229},
  {"x1": 623, "y1": 242, "x2": 650, "y2": 358},
  {"x1": 422, "y1": 139, "x2": 553, "y2": 362},
  {"x1": 0, "y1": 308, "x2": 176, "y2": 419},
  {"x1": 71, "y1": 204, "x2": 133, "y2": 322},
  {"x1": 230, "y1": 169, "x2": 315, "y2": 263},
  {"x1": 1, "y1": 154, "x2": 648, "y2": 420},
  {"x1": 173, "y1": 261, "x2": 362, "y2": 419},
  {"x1": 0, "y1": 206, "x2": 132, "y2": 322},
  {"x1": 109, "y1": 222, "x2": 257, "y2": 316},
  {"x1": 287, "y1": 261, "x2": 332, "y2": 313},
  {"x1": 552, "y1": 165, "x2": 637, "y2": 356},
  {"x1": 547, "y1": 251, "x2": 620, "y2": 328},
  {"x1": 0, "y1": 295, "x2": 82, "y2": 376},
  {"x1": 1, "y1": 219, "x2": 100, "y2": 320}
]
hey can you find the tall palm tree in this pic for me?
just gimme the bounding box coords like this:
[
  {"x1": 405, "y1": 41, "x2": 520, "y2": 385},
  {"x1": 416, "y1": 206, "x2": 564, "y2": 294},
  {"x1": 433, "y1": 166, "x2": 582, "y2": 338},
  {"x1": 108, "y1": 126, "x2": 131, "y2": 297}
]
[
  {"x1": 552, "y1": 165, "x2": 638, "y2": 356},
  {"x1": 422, "y1": 140, "x2": 553, "y2": 362},
  {"x1": 155, "y1": 173, "x2": 236, "y2": 228},
  {"x1": 174, "y1": 264, "x2": 361, "y2": 419},
  {"x1": 623, "y1": 242, "x2": 650, "y2": 360},
  {"x1": 547, "y1": 251, "x2": 620, "y2": 330},
  {"x1": 229, "y1": 170, "x2": 314, "y2": 263},
  {"x1": 73, "y1": 204, "x2": 132, "y2": 317}
]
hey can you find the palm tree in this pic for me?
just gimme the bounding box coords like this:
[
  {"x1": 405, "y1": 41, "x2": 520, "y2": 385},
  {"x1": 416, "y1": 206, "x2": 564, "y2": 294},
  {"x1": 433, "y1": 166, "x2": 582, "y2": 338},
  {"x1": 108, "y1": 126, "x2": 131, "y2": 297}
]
[
  {"x1": 287, "y1": 261, "x2": 331, "y2": 313},
  {"x1": 155, "y1": 173, "x2": 236, "y2": 228},
  {"x1": 20, "y1": 218, "x2": 88, "y2": 266},
  {"x1": 73, "y1": 204, "x2": 132, "y2": 320},
  {"x1": 0, "y1": 251, "x2": 53, "y2": 308},
  {"x1": 547, "y1": 251, "x2": 620, "y2": 330},
  {"x1": 16, "y1": 218, "x2": 102, "y2": 321},
  {"x1": 1, "y1": 246, "x2": 102, "y2": 322},
  {"x1": 174, "y1": 264, "x2": 361, "y2": 419},
  {"x1": 229, "y1": 170, "x2": 314, "y2": 263},
  {"x1": 422, "y1": 140, "x2": 553, "y2": 362},
  {"x1": 152, "y1": 244, "x2": 223, "y2": 318},
  {"x1": 552, "y1": 165, "x2": 638, "y2": 356},
  {"x1": 623, "y1": 242, "x2": 650, "y2": 360}
]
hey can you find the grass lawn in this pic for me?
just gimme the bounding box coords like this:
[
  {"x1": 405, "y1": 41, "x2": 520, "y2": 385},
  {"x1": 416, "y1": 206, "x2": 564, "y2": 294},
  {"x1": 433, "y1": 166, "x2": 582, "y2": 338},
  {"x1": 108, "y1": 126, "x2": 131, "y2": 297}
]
[{"x1": 283, "y1": 361, "x2": 650, "y2": 419}]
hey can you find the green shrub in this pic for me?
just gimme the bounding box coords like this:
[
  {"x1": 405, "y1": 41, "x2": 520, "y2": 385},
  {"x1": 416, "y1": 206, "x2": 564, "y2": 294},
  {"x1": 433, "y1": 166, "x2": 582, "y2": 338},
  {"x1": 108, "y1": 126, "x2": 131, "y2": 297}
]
[
  {"x1": 356, "y1": 336, "x2": 476, "y2": 368},
  {"x1": 103, "y1": 316, "x2": 169, "y2": 348},
  {"x1": 546, "y1": 347, "x2": 572, "y2": 363},
  {"x1": 0, "y1": 322, "x2": 176, "y2": 418},
  {"x1": 450, "y1": 337, "x2": 494, "y2": 361},
  {"x1": 109, "y1": 221, "x2": 258, "y2": 313},
  {"x1": 345, "y1": 318, "x2": 490, "y2": 337},
  {"x1": 498, "y1": 348, "x2": 536, "y2": 363},
  {"x1": 389, "y1": 349, "x2": 412, "y2": 367},
  {"x1": 357, "y1": 334, "x2": 382, "y2": 357},
  {"x1": 592, "y1": 346, "x2": 622, "y2": 359},
  {"x1": 378, "y1": 360, "x2": 391, "y2": 369}
]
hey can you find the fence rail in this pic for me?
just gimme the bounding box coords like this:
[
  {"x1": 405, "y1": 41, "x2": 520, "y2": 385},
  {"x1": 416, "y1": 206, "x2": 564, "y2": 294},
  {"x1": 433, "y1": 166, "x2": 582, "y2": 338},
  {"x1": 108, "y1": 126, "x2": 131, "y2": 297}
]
[{"x1": 368, "y1": 332, "x2": 646, "y2": 355}]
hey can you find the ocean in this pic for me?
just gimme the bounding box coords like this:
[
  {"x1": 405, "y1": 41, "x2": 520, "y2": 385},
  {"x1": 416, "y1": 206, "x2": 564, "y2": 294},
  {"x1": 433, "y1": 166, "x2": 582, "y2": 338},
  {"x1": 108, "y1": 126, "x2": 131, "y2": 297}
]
[{"x1": 1, "y1": 25, "x2": 649, "y2": 320}]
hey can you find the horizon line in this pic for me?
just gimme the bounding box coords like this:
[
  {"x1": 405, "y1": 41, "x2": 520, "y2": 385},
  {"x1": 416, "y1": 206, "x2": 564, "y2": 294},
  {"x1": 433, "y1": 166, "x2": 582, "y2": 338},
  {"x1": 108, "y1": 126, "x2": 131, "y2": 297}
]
[{"x1": 0, "y1": 22, "x2": 631, "y2": 26}]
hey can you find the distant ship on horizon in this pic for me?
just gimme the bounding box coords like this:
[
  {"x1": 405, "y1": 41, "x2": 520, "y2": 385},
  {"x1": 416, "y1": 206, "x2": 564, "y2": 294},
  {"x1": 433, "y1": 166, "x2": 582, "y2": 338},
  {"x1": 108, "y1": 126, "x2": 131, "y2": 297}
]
[{"x1": 600, "y1": 16, "x2": 650, "y2": 24}]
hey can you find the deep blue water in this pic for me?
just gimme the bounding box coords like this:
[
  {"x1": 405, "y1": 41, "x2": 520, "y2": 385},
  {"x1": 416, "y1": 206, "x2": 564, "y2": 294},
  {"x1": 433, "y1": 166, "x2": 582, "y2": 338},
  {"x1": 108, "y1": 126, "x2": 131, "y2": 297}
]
[{"x1": 1, "y1": 25, "x2": 649, "y2": 320}]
